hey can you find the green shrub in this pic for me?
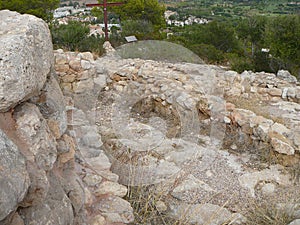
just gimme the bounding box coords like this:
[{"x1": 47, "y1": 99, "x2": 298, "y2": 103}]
[
  {"x1": 228, "y1": 54, "x2": 254, "y2": 73},
  {"x1": 50, "y1": 21, "x2": 104, "y2": 55},
  {"x1": 190, "y1": 43, "x2": 225, "y2": 64}
]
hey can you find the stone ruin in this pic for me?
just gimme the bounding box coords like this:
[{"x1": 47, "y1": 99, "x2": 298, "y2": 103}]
[{"x1": 1, "y1": 9, "x2": 300, "y2": 225}]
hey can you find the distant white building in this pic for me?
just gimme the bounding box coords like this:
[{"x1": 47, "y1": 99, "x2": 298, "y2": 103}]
[
  {"x1": 53, "y1": 6, "x2": 74, "y2": 18},
  {"x1": 165, "y1": 10, "x2": 209, "y2": 27}
]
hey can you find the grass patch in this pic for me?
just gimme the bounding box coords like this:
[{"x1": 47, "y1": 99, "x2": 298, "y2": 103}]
[
  {"x1": 125, "y1": 185, "x2": 180, "y2": 225},
  {"x1": 287, "y1": 162, "x2": 300, "y2": 184},
  {"x1": 245, "y1": 202, "x2": 295, "y2": 225}
]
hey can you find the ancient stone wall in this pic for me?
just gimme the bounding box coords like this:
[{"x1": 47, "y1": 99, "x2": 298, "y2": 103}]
[
  {"x1": 0, "y1": 10, "x2": 133, "y2": 225},
  {"x1": 53, "y1": 48, "x2": 300, "y2": 225}
]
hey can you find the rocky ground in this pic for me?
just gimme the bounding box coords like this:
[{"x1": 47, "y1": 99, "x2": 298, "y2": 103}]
[
  {"x1": 1, "y1": 9, "x2": 300, "y2": 225},
  {"x1": 56, "y1": 42, "x2": 300, "y2": 224}
]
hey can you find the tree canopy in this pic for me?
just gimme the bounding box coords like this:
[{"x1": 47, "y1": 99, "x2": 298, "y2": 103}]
[
  {"x1": 110, "y1": 0, "x2": 165, "y2": 27},
  {"x1": 0, "y1": 0, "x2": 59, "y2": 21}
]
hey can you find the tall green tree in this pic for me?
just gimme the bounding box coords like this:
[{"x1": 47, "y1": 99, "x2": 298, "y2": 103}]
[
  {"x1": 236, "y1": 16, "x2": 267, "y2": 57},
  {"x1": 111, "y1": 0, "x2": 165, "y2": 28},
  {"x1": 0, "y1": 0, "x2": 59, "y2": 21},
  {"x1": 266, "y1": 15, "x2": 300, "y2": 68}
]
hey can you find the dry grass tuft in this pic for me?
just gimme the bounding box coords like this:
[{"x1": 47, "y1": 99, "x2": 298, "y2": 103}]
[
  {"x1": 245, "y1": 202, "x2": 295, "y2": 225},
  {"x1": 125, "y1": 185, "x2": 180, "y2": 225}
]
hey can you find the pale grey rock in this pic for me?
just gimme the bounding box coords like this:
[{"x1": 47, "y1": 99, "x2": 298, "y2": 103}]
[
  {"x1": 94, "y1": 181, "x2": 127, "y2": 197},
  {"x1": 61, "y1": 171, "x2": 85, "y2": 215},
  {"x1": 289, "y1": 219, "x2": 300, "y2": 225},
  {"x1": 81, "y1": 60, "x2": 91, "y2": 70},
  {"x1": 277, "y1": 70, "x2": 297, "y2": 83},
  {"x1": 93, "y1": 76, "x2": 107, "y2": 90},
  {"x1": 54, "y1": 53, "x2": 68, "y2": 65},
  {"x1": 97, "y1": 196, "x2": 134, "y2": 223},
  {"x1": 14, "y1": 103, "x2": 57, "y2": 171},
  {"x1": 103, "y1": 41, "x2": 116, "y2": 55},
  {"x1": 293, "y1": 131, "x2": 300, "y2": 149},
  {"x1": 81, "y1": 126, "x2": 103, "y2": 149},
  {"x1": 83, "y1": 174, "x2": 103, "y2": 186},
  {"x1": 267, "y1": 88, "x2": 282, "y2": 96},
  {"x1": 69, "y1": 59, "x2": 81, "y2": 71},
  {"x1": 31, "y1": 75, "x2": 67, "y2": 139},
  {"x1": 73, "y1": 79, "x2": 94, "y2": 94},
  {"x1": 21, "y1": 168, "x2": 49, "y2": 206},
  {"x1": 156, "y1": 201, "x2": 168, "y2": 212},
  {"x1": 89, "y1": 215, "x2": 106, "y2": 225},
  {"x1": 224, "y1": 116, "x2": 231, "y2": 124},
  {"x1": 78, "y1": 52, "x2": 94, "y2": 62},
  {"x1": 97, "y1": 170, "x2": 119, "y2": 182},
  {"x1": 85, "y1": 153, "x2": 112, "y2": 171},
  {"x1": 253, "y1": 124, "x2": 272, "y2": 142},
  {"x1": 296, "y1": 87, "x2": 300, "y2": 99},
  {"x1": 269, "y1": 122, "x2": 290, "y2": 136},
  {"x1": 54, "y1": 49, "x2": 64, "y2": 54},
  {"x1": 271, "y1": 138, "x2": 295, "y2": 155},
  {"x1": 171, "y1": 174, "x2": 215, "y2": 200},
  {"x1": 287, "y1": 87, "x2": 297, "y2": 98},
  {"x1": 232, "y1": 109, "x2": 256, "y2": 127},
  {"x1": 0, "y1": 129, "x2": 30, "y2": 221},
  {"x1": 164, "y1": 140, "x2": 202, "y2": 165},
  {"x1": 68, "y1": 108, "x2": 88, "y2": 126},
  {"x1": 238, "y1": 165, "x2": 291, "y2": 197},
  {"x1": 282, "y1": 87, "x2": 289, "y2": 99},
  {"x1": 273, "y1": 101, "x2": 300, "y2": 112},
  {"x1": 77, "y1": 70, "x2": 91, "y2": 81},
  {"x1": 0, "y1": 10, "x2": 53, "y2": 112},
  {"x1": 261, "y1": 183, "x2": 276, "y2": 195},
  {"x1": 19, "y1": 173, "x2": 74, "y2": 225},
  {"x1": 169, "y1": 203, "x2": 235, "y2": 225}
]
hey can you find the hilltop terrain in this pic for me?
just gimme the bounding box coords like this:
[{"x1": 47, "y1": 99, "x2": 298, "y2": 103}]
[{"x1": 1, "y1": 9, "x2": 300, "y2": 225}]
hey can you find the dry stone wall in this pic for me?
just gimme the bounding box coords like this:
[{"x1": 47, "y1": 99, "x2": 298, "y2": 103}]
[
  {"x1": 54, "y1": 45, "x2": 300, "y2": 225},
  {"x1": 54, "y1": 49, "x2": 134, "y2": 224},
  {"x1": 0, "y1": 10, "x2": 133, "y2": 225}
]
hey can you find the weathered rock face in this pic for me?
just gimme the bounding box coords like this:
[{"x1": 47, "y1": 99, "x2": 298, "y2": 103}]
[
  {"x1": 14, "y1": 103, "x2": 57, "y2": 171},
  {"x1": 0, "y1": 10, "x2": 53, "y2": 112},
  {"x1": 0, "y1": 10, "x2": 87, "y2": 225},
  {"x1": 0, "y1": 129, "x2": 30, "y2": 221}
]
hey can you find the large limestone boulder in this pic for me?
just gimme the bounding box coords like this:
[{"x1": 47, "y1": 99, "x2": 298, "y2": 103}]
[
  {"x1": 0, "y1": 129, "x2": 30, "y2": 221},
  {"x1": 0, "y1": 10, "x2": 53, "y2": 112}
]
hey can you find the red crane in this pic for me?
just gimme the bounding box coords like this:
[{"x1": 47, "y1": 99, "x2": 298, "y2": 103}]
[{"x1": 86, "y1": 0, "x2": 124, "y2": 41}]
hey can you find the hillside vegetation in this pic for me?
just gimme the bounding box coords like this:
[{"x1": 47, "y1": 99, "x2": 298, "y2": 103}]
[
  {"x1": 2, "y1": 0, "x2": 299, "y2": 77},
  {"x1": 163, "y1": 0, "x2": 300, "y2": 19}
]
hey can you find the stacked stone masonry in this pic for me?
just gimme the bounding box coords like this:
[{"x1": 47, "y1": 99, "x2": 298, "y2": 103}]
[{"x1": 54, "y1": 47, "x2": 300, "y2": 224}]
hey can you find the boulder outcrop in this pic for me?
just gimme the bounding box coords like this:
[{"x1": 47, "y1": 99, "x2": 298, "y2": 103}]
[
  {"x1": 0, "y1": 10, "x2": 53, "y2": 112},
  {"x1": 0, "y1": 10, "x2": 134, "y2": 225}
]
